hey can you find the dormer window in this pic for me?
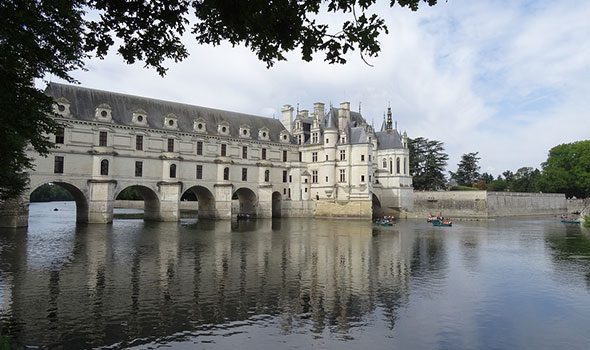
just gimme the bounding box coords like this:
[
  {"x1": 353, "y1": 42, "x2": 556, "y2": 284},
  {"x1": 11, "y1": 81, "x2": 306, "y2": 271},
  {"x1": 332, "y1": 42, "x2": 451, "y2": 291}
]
[
  {"x1": 164, "y1": 113, "x2": 178, "y2": 130},
  {"x1": 218, "y1": 122, "x2": 230, "y2": 136},
  {"x1": 280, "y1": 131, "x2": 290, "y2": 143},
  {"x1": 53, "y1": 97, "x2": 71, "y2": 117},
  {"x1": 132, "y1": 109, "x2": 148, "y2": 126},
  {"x1": 95, "y1": 104, "x2": 112, "y2": 122},
  {"x1": 193, "y1": 118, "x2": 207, "y2": 133},
  {"x1": 239, "y1": 125, "x2": 251, "y2": 138},
  {"x1": 258, "y1": 127, "x2": 270, "y2": 141}
]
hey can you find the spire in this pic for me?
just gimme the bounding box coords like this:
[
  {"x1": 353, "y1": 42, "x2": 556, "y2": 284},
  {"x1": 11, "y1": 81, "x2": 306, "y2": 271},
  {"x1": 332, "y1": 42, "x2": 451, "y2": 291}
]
[
  {"x1": 386, "y1": 107, "x2": 393, "y2": 130},
  {"x1": 359, "y1": 101, "x2": 362, "y2": 114}
]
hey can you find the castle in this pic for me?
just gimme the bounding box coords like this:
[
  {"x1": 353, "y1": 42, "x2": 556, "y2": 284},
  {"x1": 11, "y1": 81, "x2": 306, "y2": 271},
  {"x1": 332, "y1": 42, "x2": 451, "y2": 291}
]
[{"x1": 1, "y1": 83, "x2": 413, "y2": 226}]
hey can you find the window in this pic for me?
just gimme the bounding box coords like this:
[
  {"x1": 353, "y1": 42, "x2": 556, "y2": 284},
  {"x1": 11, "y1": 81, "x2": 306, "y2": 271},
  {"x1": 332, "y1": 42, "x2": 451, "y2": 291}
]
[
  {"x1": 288, "y1": 188, "x2": 291, "y2": 198},
  {"x1": 169, "y1": 164, "x2": 177, "y2": 178},
  {"x1": 369, "y1": 175, "x2": 372, "y2": 182},
  {"x1": 135, "y1": 135, "x2": 143, "y2": 151},
  {"x1": 283, "y1": 188, "x2": 287, "y2": 195},
  {"x1": 341, "y1": 136, "x2": 346, "y2": 143},
  {"x1": 242, "y1": 168, "x2": 248, "y2": 181},
  {"x1": 312, "y1": 152, "x2": 317, "y2": 162},
  {"x1": 167, "y1": 138, "x2": 174, "y2": 152},
  {"x1": 312, "y1": 170, "x2": 318, "y2": 183},
  {"x1": 361, "y1": 155, "x2": 365, "y2": 162},
  {"x1": 220, "y1": 144, "x2": 227, "y2": 156},
  {"x1": 264, "y1": 169, "x2": 270, "y2": 182},
  {"x1": 54, "y1": 156, "x2": 64, "y2": 174},
  {"x1": 100, "y1": 159, "x2": 109, "y2": 176},
  {"x1": 196, "y1": 165, "x2": 203, "y2": 179},
  {"x1": 361, "y1": 175, "x2": 365, "y2": 182},
  {"x1": 99, "y1": 131, "x2": 107, "y2": 146},
  {"x1": 325, "y1": 155, "x2": 328, "y2": 161},
  {"x1": 242, "y1": 146, "x2": 248, "y2": 159},
  {"x1": 135, "y1": 161, "x2": 143, "y2": 177},
  {"x1": 55, "y1": 127, "x2": 64, "y2": 144},
  {"x1": 339, "y1": 169, "x2": 346, "y2": 182},
  {"x1": 383, "y1": 159, "x2": 387, "y2": 168},
  {"x1": 297, "y1": 135, "x2": 302, "y2": 144},
  {"x1": 289, "y1": 175, "x2": 292, "y2": 183},
  {"x1": 298, "y1": 152, "x2": 302, "y2": 162},
  {"x1": 339, "y1": 150, "x2": 346, "y2": 161},
  {"x1": 283, "y1": 170, "x2": 288, "y2": 183},
  {"x1": 283, "y1": 150, "x2": 288, "y2": 162},
  {"x1": 261, "y1": 148, "x2": 267, "y2": 160},
  {"x1": 223, "y1": 167, "x2": 230, "y2": 180},
  {"x1": 396, "y1": 157, "x2": 401, "y2": 174},
  {"x1": 369, "y1": 155, "x2": 372, "y2": 162},
  {"x1": 404, "y1": 158, "x2": 408, "y2": 174},
  {"x1": 197, "y1": 141, "x2": 203, "y2": 155},
  {"x1": 325, "y1": 176, "x2": 329, "y2": 182},
  {"x1": 326, "y1": 138, "x2": 329, "y2": 144},
  {"x1": 390, "y1": 159, "x2": 393, "y2": 174},
  {"x1": 305, "y1": 188, "x2": 308, "y2": 193}
]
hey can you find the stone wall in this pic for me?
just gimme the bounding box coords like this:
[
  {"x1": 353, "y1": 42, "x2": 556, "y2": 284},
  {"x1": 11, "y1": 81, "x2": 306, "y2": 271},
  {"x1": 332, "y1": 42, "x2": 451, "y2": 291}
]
[
  {"x1": 281, "y1": 200, "x2": 316, "y2": 217},
  {"x1": 567, "y1": 198, "x2": 590, "y2": 214},
  {"x1": 410, "y1": 191, "x2": 566, "y2": 218},
  {"x1": 314, "y1": 200, "x2": 372, "y2": 218}
]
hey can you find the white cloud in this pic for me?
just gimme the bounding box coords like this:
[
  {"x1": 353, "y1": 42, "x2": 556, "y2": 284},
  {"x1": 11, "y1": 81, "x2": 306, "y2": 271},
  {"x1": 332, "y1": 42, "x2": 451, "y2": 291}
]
[{"x1": 44, "y1": 0, "x2": 590, "y2": 175}]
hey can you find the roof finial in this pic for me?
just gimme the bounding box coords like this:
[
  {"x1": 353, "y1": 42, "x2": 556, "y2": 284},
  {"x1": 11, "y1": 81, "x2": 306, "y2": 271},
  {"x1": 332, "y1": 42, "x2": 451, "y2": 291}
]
[
  {"x1": 359, "y1": 102, "x2": 362, "y2": 114},
  {"x1": 386, "y1": 106, "x2": 393, "y2": 130},
  {"x1": 296, "y1": 103, "x2": 300, "y2": 115}
]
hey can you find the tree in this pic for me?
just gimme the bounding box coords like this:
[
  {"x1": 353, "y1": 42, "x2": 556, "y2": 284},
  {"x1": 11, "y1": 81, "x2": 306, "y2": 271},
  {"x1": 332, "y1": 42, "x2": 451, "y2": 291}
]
[
  {"x1": 0, "y1": 0, "x2": 438, "y2": 200},
  {"x1": 538, "y1": 140, "x2": 590, "y2": 198},
  {"x1": 408, "y1": 137, "x2": 449, "y2": 190},
  {"x1": 450, "y1": 152, "x2": 481, "y2": 187},
  {"x1": 510, "y1": 167, "x2": 541, "y2": 193}
]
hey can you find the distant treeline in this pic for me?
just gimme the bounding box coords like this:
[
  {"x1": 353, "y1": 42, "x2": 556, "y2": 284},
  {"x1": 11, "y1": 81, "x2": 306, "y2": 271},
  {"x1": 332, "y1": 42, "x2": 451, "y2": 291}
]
[{"x1": 30, "y1": 184, "x2": 74, "y2": 202}]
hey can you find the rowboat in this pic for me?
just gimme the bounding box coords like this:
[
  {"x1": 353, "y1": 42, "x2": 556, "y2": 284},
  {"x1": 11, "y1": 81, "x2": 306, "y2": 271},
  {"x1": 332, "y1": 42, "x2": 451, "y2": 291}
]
[{"x1": 432, "y1": 219, "x2": 452, "y2": 227}]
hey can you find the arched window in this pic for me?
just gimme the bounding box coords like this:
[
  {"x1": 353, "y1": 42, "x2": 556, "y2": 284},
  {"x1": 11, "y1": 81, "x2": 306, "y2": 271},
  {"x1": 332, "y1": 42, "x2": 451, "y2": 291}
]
[
  {"x1": 404, "y1": 158, "x2": 408, "y2": 174},
  {"x1": 264, "y1": 169, "x2": 270, "y2": 182},
  {"x1": 396, "y1": 157, "x2": 401, "y2": 174},
  {"x1": 169, "y1": 164, "x2": 177, "y2": 178},
  {"x1": 382, "y1": 158, "x2": 387, "y2": 168},
  {"x1": 223, "y1": 167, "x2": 230, "y2": 180},
  {"x1": 389, "y1": 159, "x2": 393, "y2": 174},
  {"x1": 100, "y1": 159, "x2": 109, "y2": 176}
]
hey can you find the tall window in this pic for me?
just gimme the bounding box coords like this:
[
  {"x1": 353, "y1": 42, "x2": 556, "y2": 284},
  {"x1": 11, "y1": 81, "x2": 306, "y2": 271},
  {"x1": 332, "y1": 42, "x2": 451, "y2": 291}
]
[
  {"x1": 339, "y1": 150, "x2": 346, "y2": 161},
  {"x1": 99, "y1": 131, "x2": 107, "y2": 146},
  {"x1": 242, "y1": 146, "x2": 248, "y2": 159},
  {"x1": 264, "y1": 169, "x2": 270, "y2": 182},
  {"x1": 283, "y1": 170, "x2": 288, "y2": 183},
  {"x1": 339, "y1": 169, "x2": 346, "y2": 182},
  {"x1": 169, "y1": 164, "x2": 176, "y2": 178},
  {"x1": 197, "y1": 141, "x2": 203, "y2": 155},
  {"x1": 312, "y1": 170, "x2": 318, "y2": 183},
  {"x1": 135, "y1": 161, "x2": 143, "y2": 177},
  {"x1": 55, "y1": 126, "x2": 64, "y2": 144},
  {"x1": 396, "y1": 157, "x2": 401, "y2": 174},
  {"x1": 361, "y1": 175, "x2": 365, "y2": 182},
  {"x1": 54, "y1": 156, "x2": 64, "y2": 174},
  {"x1": 167, "y1": 138, "x2": 174, "y2": 152},
  {"x1": 298, "y1": 152, "x2": 302, "y2": 162},
  {"x1": 196, "y1": 164, "x2": 203, "y2": 179},
  {"x1": 223, "y1": 167, "x2": 230, "y2": 180},
  {"x1": 404, "y1": 158, "x2": 408, "y2": 174},
  {"x1": 220, "y1": 144, "x2": 227, "y2": 156},
  {"x1": 261, "y1": 148, "x2": 267, "y2": 160},
  {"x1": 312, "y1": 152, "x2": 317, "y2": 162},
  {"x1": 136, "y1": 135, "x2": 143, "y2": 151},
  {"x1": 242, "y1": 168, "x2": 248, "y2": 181},
  {"x1": 283, "y1": 150, "x2": 288, "y2": 162},
  {"x1": 100, "y1": 159, "x2": 109, "y2": 176},
  {"x1": 361, "y1": 155, "x2": 365, "y2": 162},
  {"x1": 383, "y1": 159, "x2": 387, "y2": 168}
]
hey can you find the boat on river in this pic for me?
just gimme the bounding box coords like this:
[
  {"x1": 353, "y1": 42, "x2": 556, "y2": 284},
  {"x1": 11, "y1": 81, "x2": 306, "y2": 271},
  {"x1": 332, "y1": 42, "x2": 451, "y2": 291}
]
[
  {"x1": 560, "y1": 214, "x2": 580, "y2": 224},
  {"x1": 432, "y1": 219, "x2": 452, "y2": 227}
]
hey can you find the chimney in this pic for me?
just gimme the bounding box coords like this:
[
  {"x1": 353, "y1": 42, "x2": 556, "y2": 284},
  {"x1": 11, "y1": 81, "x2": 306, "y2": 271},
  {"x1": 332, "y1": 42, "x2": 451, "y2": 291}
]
[
  {"x1": 313, "y1": 102, "x2": 325, "y2": 121},
  {"x1": 281, "y1": 104, "x2": 294, "y2": 131},
  {"x1": 338, "y1": 101, "x2": 350, "y2": 132}
]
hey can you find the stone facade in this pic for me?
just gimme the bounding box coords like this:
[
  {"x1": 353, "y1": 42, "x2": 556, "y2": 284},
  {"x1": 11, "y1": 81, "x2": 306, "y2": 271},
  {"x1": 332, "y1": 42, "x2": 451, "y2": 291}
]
[{"x1": 0, "y1": 83, "x2": 413, "y2": 227}]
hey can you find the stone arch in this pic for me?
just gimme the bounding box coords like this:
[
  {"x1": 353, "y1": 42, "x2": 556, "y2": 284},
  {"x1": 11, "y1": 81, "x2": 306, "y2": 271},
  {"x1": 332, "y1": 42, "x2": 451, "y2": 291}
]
[
  {"x1": 114, "y1": 185, "x2": 160, "y2": 221},
  {"x1": 232, "y1": 187, "x2": 258, "y2": 218},
  {"x1": 29, "y1": 181, "x2": 89, "y2": 223},
  {"x1": 372, "y1": 193, "x2": 383, "y2": 218},
  {"x1": 272, "y1": 191, "x2": 282, "y2": 218},
  {"x1": 181, "y1": 185, "x2": 216, "y2": 219}
]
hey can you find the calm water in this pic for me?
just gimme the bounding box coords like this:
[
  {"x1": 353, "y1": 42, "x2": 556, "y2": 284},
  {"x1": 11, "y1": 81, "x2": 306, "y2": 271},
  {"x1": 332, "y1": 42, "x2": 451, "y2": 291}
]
[{"x1": 1, "y1": 202, "x2": 590, "y2": 349}]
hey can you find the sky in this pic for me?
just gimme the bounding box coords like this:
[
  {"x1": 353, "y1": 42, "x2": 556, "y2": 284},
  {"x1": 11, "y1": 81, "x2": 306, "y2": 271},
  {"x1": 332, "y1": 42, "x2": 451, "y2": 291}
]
[{"x1": 45, "y1": 0, "x2": 590, "y2": 176}]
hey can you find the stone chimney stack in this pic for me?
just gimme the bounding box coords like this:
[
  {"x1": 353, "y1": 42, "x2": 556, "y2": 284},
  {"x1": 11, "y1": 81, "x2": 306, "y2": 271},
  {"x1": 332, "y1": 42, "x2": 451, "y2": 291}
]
[
  {"x1": 281, "y1": 104, "x2": 294, "y2": 132},
  {"x1": 300, "y1": 109, "x2": 309, "y2": 119},
  {"x1": 313, "y1": 102, "x2": 325, "y2": 121},
  {"x1": 338, "y1": 101, "x2": 350, "y2": 132}
]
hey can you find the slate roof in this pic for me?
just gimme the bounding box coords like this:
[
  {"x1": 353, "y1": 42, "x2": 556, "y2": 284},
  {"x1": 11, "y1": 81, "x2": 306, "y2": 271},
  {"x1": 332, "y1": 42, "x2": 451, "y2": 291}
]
[
  {"x1": 45, "y1": 83, "x2": 292, "y2": 143},
  {"x1": 375, "y1": 130, "x2": 404, "y2": 150}
]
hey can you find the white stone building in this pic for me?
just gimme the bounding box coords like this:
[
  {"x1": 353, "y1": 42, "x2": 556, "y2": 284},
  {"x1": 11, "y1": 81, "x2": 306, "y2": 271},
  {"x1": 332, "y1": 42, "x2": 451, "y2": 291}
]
[{"x1": 0, "y1": 83, "x2": 413, "y2": 226}]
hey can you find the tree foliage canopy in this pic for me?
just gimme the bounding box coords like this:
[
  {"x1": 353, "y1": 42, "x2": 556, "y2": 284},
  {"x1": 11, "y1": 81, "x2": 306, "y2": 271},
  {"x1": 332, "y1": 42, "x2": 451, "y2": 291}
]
[
  {"x1": 0, "y1": 0, "x2": 437, "y2": 200},
  {"x1": 450, "y1": 152, "x2": 480, "y2": 187},
  {"x1": 538, "y1": 140, "x2": 590, "y2": 198},
  {"x1": 408, "y1": 137, "x2": 448, "y2": 190}
]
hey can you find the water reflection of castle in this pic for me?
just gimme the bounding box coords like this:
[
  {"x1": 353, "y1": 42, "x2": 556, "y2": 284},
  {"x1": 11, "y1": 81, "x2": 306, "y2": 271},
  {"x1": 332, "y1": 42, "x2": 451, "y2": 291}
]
[{"x1": 1, "y1": 219, "x2": 419, "y2": 347}]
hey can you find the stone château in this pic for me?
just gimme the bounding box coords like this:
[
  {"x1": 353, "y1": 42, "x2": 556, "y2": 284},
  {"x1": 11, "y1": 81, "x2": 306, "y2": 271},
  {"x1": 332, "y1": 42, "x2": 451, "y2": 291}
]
[{"x1": 0, "y1": 83, "x2": 413, "y2": 226}]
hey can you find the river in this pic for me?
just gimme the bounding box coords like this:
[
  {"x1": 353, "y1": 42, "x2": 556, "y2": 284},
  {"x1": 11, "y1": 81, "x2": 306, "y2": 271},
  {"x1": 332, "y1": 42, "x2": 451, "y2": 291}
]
[{"x1": 1, "y1": 201, "x2": 589, "y2": 349}]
